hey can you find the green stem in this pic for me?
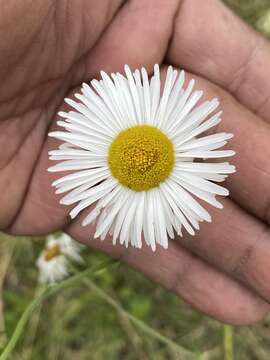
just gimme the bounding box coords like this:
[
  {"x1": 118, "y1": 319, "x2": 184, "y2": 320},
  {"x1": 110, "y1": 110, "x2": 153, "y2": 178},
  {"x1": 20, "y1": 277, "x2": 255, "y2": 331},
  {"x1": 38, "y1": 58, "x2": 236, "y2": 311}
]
[
  {"x1": 0, "y1": 286, "x2": 47, "y2": 360},
  {"x1": 80, "y1": 276, "x2": 194, "y2": 359},
  {"x1": 223, "y1": 325, "x2": 234, "y2": 360},
  {"x1": 0, "y1": 258, "x2": 116, "y2": 360},
  {"x1": 22, "y1": 286, "x2": 46, "y2": 357}
]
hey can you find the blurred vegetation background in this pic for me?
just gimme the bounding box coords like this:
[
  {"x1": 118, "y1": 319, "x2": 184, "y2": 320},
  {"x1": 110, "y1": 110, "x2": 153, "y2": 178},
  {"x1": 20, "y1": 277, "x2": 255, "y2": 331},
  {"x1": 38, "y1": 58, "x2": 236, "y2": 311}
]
[{"x1": 1, "y1": 1, "x2": 270, "y2": 359}]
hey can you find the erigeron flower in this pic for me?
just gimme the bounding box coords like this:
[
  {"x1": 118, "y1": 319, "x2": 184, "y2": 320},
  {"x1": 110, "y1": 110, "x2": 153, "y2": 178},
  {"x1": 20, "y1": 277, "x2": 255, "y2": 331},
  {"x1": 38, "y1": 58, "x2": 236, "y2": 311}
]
[
  {"x1": 36, "y1": 233, "x2": 83, "y2": 284},
  {"x1": 48, "y1": 65, "x2": 235, "y2": 251}
]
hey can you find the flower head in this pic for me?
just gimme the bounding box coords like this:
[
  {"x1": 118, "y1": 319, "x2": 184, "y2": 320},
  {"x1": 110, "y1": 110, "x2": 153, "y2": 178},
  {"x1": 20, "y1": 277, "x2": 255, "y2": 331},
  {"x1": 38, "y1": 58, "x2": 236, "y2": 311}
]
[
  {"x1": 36, "y1": 233, "x2": 83, "y2": 284},
  {"x1": 48, "y1": 65, "x2": 235, "y2": 251}
]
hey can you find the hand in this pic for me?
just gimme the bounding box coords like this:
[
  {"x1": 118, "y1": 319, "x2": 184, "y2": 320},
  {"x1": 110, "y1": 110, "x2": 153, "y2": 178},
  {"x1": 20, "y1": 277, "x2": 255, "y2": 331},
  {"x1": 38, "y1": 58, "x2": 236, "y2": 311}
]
[{"x1": 1, "y1": 0, "x2": 270, "y2": 325}]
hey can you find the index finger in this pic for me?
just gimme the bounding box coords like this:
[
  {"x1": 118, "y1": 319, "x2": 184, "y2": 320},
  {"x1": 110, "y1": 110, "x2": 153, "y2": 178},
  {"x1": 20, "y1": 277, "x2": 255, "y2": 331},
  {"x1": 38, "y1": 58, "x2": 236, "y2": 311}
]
[{"x1": 167, "y1": 0, "x2": 270, "y2": 122}]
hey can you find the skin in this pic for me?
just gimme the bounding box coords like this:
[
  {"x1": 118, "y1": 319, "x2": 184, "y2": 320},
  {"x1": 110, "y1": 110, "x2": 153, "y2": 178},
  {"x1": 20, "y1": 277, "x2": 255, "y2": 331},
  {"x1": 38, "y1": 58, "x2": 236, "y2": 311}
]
[{"x1": 1, "y1": 0, "x2": 270, "y2": 325}]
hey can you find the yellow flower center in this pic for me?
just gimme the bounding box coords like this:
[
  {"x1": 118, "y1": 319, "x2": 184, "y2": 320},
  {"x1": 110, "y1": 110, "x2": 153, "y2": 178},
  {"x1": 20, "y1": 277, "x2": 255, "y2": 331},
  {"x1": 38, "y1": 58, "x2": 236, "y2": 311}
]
[
  {"x1": 108, "y1": 125, "x2": 174, "y2": 191},
  {"x1": 44, "y1": 244, "x2": 62, "y2": 261}
]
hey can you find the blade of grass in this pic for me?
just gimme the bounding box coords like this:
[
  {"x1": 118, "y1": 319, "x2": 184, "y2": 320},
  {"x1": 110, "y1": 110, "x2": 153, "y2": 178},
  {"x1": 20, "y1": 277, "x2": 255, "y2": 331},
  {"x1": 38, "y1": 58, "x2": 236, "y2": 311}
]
[
  {"x1": 0, "y1": 235, "x2": 16, "y2": 349},
  {"x1": 223, "y1": 325, "x2": 234, "y2": 360},
  {"x1": 110, "y1": 288, "x2": 147, "y2": 360},
  {"x1": 240, "y1": 327, "x2": 269, "y2": 360}
]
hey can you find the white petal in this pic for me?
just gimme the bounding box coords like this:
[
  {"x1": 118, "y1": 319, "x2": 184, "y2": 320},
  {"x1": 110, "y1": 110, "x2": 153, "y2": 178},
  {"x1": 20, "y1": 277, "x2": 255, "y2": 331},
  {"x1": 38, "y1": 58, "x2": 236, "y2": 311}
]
[
  {"x1": 58, "y1": 110, "x2": 115, "y2": 138},
  {"x1": 174, "y1": 98, "x2": 219, "y2": 135},
  {"x1": 141, "y1": 67, "x2": 151, "y2": 124},
  {"x1": 112, "y1": 190, "x2": 134, "y2": 245},
  {"x1": 69, "y1": 182, "x2": 116, "y2": 219},
  {"x1": 178, "y1": 150, "x2": 235, "y2": 159},
  {"x1": 144, "y1": 191, "x2": 156, "y2": 251},
  {"x1": 78, "y1": 87, "x2": 119, "y2": 135},
  {"x1": 150, "y1": 64, "x2": 161, "y2": 122},
  {"x1": 154, "y1": 189, "x2": 168, "y2": 248},
  {"x1": 91, "y1": 79, "x2": 124, "y2": 131},
  {"x1": 155, "y1": 66, "x2": 177, "y2": 128},
  {"x1": 125, "y1": 65, "x2": 142, "y2": 124},
  {"x1": 52, "y1": 167, "x2": 108, "y2": 187},
  {"x1": 133, "y1": 69, "x2": 144, "y2": 124},
  {"x1": 159, "y1": 191, "x2": 175, "y2": 239},
  {"x1": 48, "y1": 131, "x2": 107, "y2": 153},
  {"x1": 55, "y1": 168, "x2": 110, "y2": 194},
  {"x1": 165, "y1": 78, "x2": 195, "y2": 132},
  {"x1": 111, "y1": 74, "x2": 133, "y2": 126},
  {"x1": 161, "y1": 70, "x2": 185, "y2": 130},
  {"x1": 173, "y1": 109, "x2": 221, "y2": 145},
  {"x1": 172, "y1": 171, "x2": 229, "y2": 196},
  {"x1": 112, "y1": 73, "x2": 137, "y2": 126},
  {"x1": 100, "y1": 71, "x2": 125, "y2": 117},
  {"x1": 82, "y1": 186, "x2": 124, "y2": 227},
  {"x1": 48, "y1": 159, "x2": 107, "y2": 172},
  {"x1": 56, "y1": 120, "x2": 111, "y2": 143},
  {"x1": 49, "y1": 149, "x2": 107, "y2": 161},
  {"x1": 119, "y1": 192, "x2": 138, "y2": 245},
  {"x1": 95, "y1": 189, "x2": 130, "y2": 239},
  {"x1": 176, "y1": 180, "x2": 224, "y2": 209},
  {"x1": 159, "y1": 184, "x2": 195, "y2": 236},
  {"x1": 82, "y1": 206, "x2": 101, "y2": 227},
  {"x1": 165, "y1": 180, "x2": 212, "y2": 223},
  {"x1": 133, "y1": 192, "x2": 145, "y2": 248},
  {"x1": 176, "y1": 133, "x2": 233, "y2": 152},
  {"x1": 63, "y1": 177, "x2": 117, "y2": 206},
  {"x1": 175, "y1": 162, "x2": 236, "y2": 174}
]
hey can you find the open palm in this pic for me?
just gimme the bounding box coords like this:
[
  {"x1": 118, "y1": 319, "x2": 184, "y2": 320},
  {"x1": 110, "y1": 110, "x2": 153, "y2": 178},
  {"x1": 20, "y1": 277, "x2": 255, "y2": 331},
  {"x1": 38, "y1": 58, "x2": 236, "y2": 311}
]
[{"x1": 2, "y1": 0, "x2": 270, "y2": 325}]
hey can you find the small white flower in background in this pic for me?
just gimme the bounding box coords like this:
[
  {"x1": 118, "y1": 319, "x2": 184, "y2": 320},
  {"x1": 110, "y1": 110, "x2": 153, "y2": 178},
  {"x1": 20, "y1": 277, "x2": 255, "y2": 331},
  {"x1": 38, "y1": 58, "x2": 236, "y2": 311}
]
[
  {"x1": 36, "y1": 233, "x2": 84, "y2": 284},
  {"x1": 48, "y1": 65, "x2": 235, "y2": 251}
]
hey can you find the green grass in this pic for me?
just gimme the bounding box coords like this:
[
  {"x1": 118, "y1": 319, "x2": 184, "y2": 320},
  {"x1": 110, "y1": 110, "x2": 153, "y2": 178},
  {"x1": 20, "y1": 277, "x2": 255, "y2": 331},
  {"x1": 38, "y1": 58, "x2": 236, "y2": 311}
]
[
  {"x1": 1, "y1": 1, "x2": 270, "y2": 359},
  {"x1": 224, "y1": 0, "x2": 270, "y2": 38}
]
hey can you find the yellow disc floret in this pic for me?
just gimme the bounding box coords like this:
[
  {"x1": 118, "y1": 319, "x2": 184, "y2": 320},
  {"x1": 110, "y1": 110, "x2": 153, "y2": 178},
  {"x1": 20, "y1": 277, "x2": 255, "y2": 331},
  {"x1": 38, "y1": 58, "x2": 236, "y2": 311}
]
[
  {"x1": 44, "y1": 244, "x2": 62, "y2": 261},
  {"x1": 108, "y1": 125, "x2": 174, "y2": 191}
]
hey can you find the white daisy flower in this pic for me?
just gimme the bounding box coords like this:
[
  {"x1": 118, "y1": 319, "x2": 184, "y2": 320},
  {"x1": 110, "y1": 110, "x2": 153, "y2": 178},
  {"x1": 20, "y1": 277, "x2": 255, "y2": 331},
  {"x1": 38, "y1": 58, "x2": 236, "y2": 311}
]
[
  {"x1": 36, "y1": 233, "x2": 84, "y2": 284},
  {"x1": 48, "y1": 65, "x2": 235, "y2": 251}
]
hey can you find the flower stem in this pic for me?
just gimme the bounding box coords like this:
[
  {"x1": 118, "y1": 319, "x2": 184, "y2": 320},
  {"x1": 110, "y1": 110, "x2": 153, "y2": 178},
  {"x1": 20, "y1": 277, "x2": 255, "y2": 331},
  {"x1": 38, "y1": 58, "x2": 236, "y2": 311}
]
[
  {"x1": 223, "y1": 325, "x2": 234, "y2": 360},
  {"x1": 80, "y1": 275, "x2": 194, "y2": 359},
  {"x1": 0, "y1": 258, "x2": 116, "y2": 360}
]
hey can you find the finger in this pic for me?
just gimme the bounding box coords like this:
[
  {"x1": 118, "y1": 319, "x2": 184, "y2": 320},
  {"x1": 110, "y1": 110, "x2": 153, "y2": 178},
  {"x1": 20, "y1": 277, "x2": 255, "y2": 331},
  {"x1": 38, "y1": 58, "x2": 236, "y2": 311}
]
[
  {"x1": 85, "y1": 0, "x2": 179, "y2": 77},
  {"x1": 179, "y1": 71, "x2": 270, "y2": 225},
  {"x1": 66, "y1": 217, "x2": 269, "y2": 325},
  {"x1": 177, "y1": 196, "x2": 270, "y2": 305},
  {"x1": 167, "y1": 0, "x2": 270, "y2": 122}
]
